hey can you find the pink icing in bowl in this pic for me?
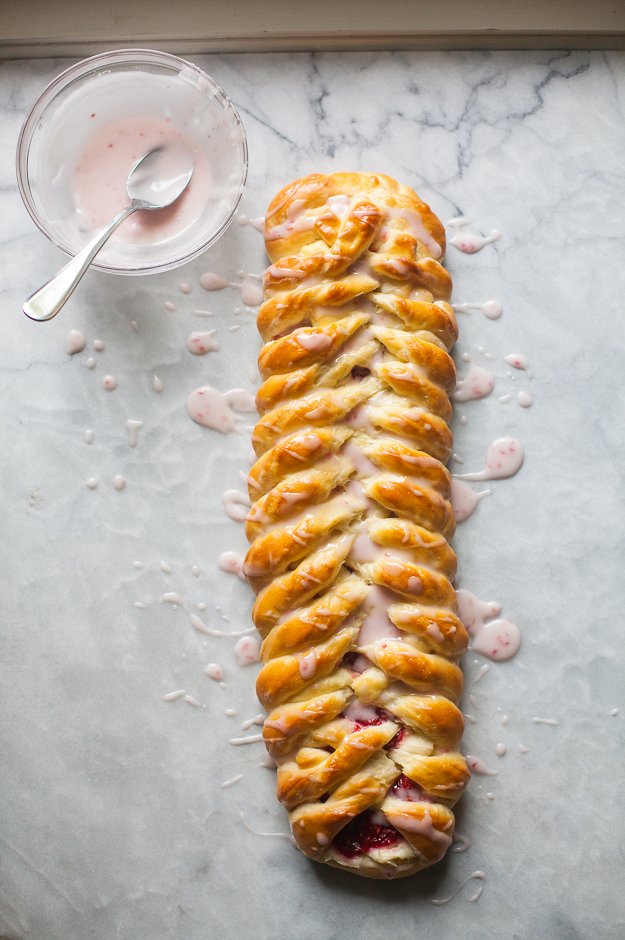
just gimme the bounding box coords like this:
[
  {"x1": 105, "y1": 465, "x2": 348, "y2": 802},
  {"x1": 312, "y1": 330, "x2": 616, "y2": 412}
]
[{"x1": 16, "y1": 49, "x2": 247, "y2": 275}]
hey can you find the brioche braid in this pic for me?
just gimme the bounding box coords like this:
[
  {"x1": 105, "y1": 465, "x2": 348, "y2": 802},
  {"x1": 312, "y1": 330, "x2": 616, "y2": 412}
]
[{"x1": 243, "y1": 173, "x2": 469, "y2": 880}]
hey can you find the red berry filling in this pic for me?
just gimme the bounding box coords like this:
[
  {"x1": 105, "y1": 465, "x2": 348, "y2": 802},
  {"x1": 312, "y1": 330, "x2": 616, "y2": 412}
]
[
  {"x1": 386, "y1": 727, "x2": 407, "y2": 749},
  {"x1": 332, "y1": 809, "x2": 401, "y2": 859},
  {"x1": 389, "y1": 774, "x2": 437, "y2": 804},
  {"x1": 340, "y1": 705, "x2": 392, "y2": 728}
]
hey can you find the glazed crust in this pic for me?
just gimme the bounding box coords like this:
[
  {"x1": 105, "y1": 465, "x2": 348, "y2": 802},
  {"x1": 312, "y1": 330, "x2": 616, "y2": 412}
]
[{"x1": 244, "y1": 172, "x2": 469, "y2": 880}]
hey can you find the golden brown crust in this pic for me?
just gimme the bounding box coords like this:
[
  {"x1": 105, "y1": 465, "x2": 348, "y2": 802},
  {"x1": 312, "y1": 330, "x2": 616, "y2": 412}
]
[{"x1": 244, "y1": 172, "x2": 468, "y2": 880}]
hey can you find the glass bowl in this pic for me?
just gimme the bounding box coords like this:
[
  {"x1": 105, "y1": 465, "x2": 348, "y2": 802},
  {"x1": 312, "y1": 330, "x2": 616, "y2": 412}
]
[{"x1": 16, "y1": 49, "x2": 248, "y2": 275}]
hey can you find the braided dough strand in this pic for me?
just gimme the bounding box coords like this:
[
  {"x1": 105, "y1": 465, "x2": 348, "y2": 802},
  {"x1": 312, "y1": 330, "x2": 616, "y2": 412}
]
[{"x1": 244, "y1": 172, "x2": 469, "y2": 880}]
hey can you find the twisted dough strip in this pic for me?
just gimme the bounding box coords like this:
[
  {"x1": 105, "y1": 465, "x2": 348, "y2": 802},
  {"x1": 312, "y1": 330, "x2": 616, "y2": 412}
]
[{"x1": 244, "y1": 172, "x2": 469, "y2": 880}]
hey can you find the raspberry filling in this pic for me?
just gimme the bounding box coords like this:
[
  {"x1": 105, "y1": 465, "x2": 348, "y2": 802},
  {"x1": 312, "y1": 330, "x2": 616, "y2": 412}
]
[
  {"x1": 387, "y1": 727, "x2": 407, "y2": 749},
  {"x1": 341, "y1": 704, "x2": 392, "y2": 727},
  {"x1": 332, "y1": 809, "x2": 401, "y2": 859}
]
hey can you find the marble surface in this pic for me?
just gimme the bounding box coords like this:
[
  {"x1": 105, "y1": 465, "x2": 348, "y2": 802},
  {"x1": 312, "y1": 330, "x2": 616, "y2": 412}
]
[{"x1": 1, "y1": 49, "x2": 624, "y2": 940}]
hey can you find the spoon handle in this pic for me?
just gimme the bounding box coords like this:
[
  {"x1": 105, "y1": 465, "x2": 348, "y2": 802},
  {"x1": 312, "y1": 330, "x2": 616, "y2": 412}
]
[{"x1": 23, "y1": 201, "x2": 140, "y2": 321}]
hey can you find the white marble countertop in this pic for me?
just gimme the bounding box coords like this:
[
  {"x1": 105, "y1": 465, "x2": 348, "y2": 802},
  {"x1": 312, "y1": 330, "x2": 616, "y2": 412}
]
[{"x1": 1, "y1": 50, "x2": 624, "y2": 940}]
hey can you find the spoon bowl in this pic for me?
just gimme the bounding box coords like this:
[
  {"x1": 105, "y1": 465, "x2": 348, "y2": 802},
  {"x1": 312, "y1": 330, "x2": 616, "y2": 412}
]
[
  {"x1": 23, "y1": 144, "x2": 194, "y2": 322},
  {"x1": 126, "y1": 145, "x2": 194, "y2": 208}
]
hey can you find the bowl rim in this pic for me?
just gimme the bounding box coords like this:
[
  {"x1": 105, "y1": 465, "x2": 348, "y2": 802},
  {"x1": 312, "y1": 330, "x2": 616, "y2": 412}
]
[{"x1": 16, "y1": 48, "x2": 248, "y2": 276}]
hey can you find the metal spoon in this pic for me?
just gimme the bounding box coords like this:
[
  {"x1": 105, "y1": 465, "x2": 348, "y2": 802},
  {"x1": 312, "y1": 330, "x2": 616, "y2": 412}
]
[{"x1": 23, "y1": 145, "x2": 194, "y2": 321}]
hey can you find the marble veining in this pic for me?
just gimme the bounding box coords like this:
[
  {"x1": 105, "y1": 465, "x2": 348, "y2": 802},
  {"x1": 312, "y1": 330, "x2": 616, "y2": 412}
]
[{"x1": 0, "y1": 50, "x2": 624, "y2": 940}]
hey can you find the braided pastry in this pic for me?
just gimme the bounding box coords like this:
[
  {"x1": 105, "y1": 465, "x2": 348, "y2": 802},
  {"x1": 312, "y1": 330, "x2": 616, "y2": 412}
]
[{"x1": 243, "y1": 172, "x2": 469, "y2": 880}]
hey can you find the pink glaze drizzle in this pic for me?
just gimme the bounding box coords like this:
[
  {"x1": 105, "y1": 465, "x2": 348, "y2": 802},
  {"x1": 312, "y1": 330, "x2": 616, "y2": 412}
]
[
  {"x1": 187, "y1": 386, "x2": 256, "y2": 433},
  {"x1": 218, "y1": 551, "x2": 247, "y2": 581},
  {"x1": 430, "y1": 871, "x2": 486, "y2": 905},
  {"x1": 452, "y1": 300, "x2": 503, "y2": 320},
  {"x1": 504, "y1": 353, "x2": 533, "y2": 378},
  {"x1": 454, "y1": 437, "x2": 524, "y2": 482},
  {"x1": 222, "y1": 489, "x2": 251, "y2": 521},
  {"x1": 452, "y1": 359, "x2": 494, "y2": 402},
  {"x1": 186, "y1": 330, "x2": 220, "y2": 355},
  {"x1": 447, "y1": 216, "x2": 500, "y2": 253},
  {"x1": 450, "y1": 479, "x2": 491, "y2": 523}
]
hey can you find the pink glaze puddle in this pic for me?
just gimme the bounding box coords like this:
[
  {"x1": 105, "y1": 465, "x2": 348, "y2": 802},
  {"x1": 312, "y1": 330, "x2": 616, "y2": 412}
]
[{"x1": 74, "y1": 116, "x2": 210, "y2": 243}]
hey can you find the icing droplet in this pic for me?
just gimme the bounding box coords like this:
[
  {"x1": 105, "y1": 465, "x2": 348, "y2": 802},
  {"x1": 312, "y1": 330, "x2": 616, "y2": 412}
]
[
  {"x1": 153, "y1": 375, "x2": 164, "y2": 392},
  {"x1": 163, "y1": 689, "x2": 186, "y2": 702},
  {"x1": 205, "y1": 663, "x2": 224, "y2": 681},
  {"x1": 86, "y1": 478, "x2": 98, "y2": 489},
  {"x1": 229, "y1": 733, "x2": 263, "y2": 745},
  {"x1": 457, "y1": 589, "x2": 521, "y2": 661},
  {"x1": 200, "y1": 272, "x2": 229, "y2": 291},
  {"x1": 454, "y1": 437, "x2": 524, "y2": 482},
  {"x1": 471, "y1": 619, "x2": 522, "y2": 661},
  {"x1": 451, "y1": 832, "x2": 470, "y2": 853},
  {"x1": 186, "y1": 330, "x2": 220, "y2": 355},
  {"x1": 456, "y1": 590, "x2": 501, "y2": 632},
  {"x1": 66, "y1": 329, "x2": 86, "y2": 354},
  {"x1": 495, "y1": 743, "x2": 506, "y2": 757},
  {"x1": 234, "y1": 274, "x2": 264, "y2": 306},
  {"x1": 93, "y1": 339, "x2": 104, "y2": 352},
  {"x1": 126, "y1": 420, "x2": 143, "y2": 447},
  {"x1": 85, "y1": 357, "x2": 96, "y2": 369},
  {"x1": 180, "y1": 283, "x2": 191, "y2": 294},
  {"x1": 133, "y1": 561, "x2": 144, "y2": 569},
  {"x1": 85, "y1": 429, "x2": 94, "y2": 444},
  {"x1": 447, "y1": 216, "x2": 500, "y2": 253},
  {"x1": 221, "y1": 774, "x2": 244, "y2": 788},
  {"x1": 164, "y1": 301, "x2": 177, "y2": 312},
  {"x1": 298, "y1": 651, "x2": 317, "y2": 679},
  {"x1": 113, "y1": 475, "x2": 126, "y2": 490},
  {"x1": 452, "y1": 300, "x2": 503, "y2": 320},
  {"x1": 239, "y1": 812, "x2": 296, "y2": 845},
  {"x1": 218, "y1": 551, "x2": 247, "y2": 581},
  {"x1": 131, "y1": 320, "x2": 139, "y2": 332},
  {"x1": 234, "y1": 635, "x2": 261, "y2": 667},
  {"x1": 473, "y1": 664, "x2": 490, "y2": 684},
  {"x1": 160, "y1": 561, "x2": 172, "y2": 573},
  {"x1": 222, "y1": 489, "x2": 251, "y2": 521},
  {"x1": 532, "y1": 717, "x2": 559, "y2": 726},
  {"x1": 504, "y1": 353, "x2": 533, "y2": 378},
  {"x1": 450, "y1": 479, "x2": 491, "y2": 523},
  {"x1": 191, "y1": 565, "x2": 200, "y2": 577},
  {"x1": 466, "y1": 756, "x2": 498, "y2": 775},
  {"x1": 102, "y1": 375, "x2": 117, "y2": 391},
  {"x1": 452, "y1": 360, "x2": 494, "y2": 402},
  {"x1": 186, "y1": 386, "x2": 256, "y2": 433},
  {"x1": 430, "y1": 871, "x2": 486, "y2": 905},
  {"x1": 517, "y1": 391, "x2": 533, "y2": 408}
]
